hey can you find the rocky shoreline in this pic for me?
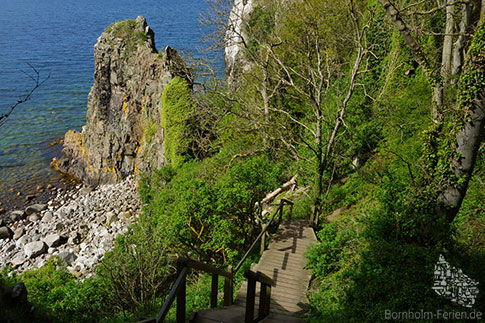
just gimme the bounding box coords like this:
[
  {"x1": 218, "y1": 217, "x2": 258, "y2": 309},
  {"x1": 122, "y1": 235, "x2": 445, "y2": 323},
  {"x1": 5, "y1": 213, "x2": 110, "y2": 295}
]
[{"x1": 0, "y1": 176, "x2": 141, "y2": 278}]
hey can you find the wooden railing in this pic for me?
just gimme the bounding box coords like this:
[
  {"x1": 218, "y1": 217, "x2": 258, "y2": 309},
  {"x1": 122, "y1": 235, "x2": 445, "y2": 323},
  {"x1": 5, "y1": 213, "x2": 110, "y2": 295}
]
[
  {"x1": 243, "y1": 269, "x2": 275, "y2": 323},
  {"x1": 233, "y1": 198, "x2": 294, "y2": 274},
  {"x1": 143, "y1": 198, "x2": 293, "y2": 323}
]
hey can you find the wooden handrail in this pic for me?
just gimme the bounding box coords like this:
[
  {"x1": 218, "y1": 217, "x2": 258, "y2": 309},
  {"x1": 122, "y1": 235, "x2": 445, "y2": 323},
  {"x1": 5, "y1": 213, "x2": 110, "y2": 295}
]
[
  {"x1": 234, "y1": 199, "x2": 292, "y2": 274},
  {"x1": 178, "y1": 257, "x2": 233, "y2": 279},
  {"x1": 148, "y1": 198, "x2": 293, "y2": 323},
  {"x1": 154, "y1": 257, "x2": 234, "y2": 323},
  {"x1": 155, "y1": 266, "x2": 189, "y2": 323},
  {"x1": 243, "y1": 269, "x2": 275, "y2": 287},
  {"x1": 243, "y1": 269, "x2": 275, "y2": 323}
]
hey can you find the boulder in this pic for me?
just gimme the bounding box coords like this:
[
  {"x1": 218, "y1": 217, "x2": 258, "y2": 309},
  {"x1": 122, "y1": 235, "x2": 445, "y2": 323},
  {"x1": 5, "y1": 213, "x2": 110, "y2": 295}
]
[
  {"x1": 25, "y1": 203, "x2": 47, "y2": 215},
  {"x1": 10, "y1": 253, "x2": 27, "y2": 267},
  {"x1": 44, "y1": 234, "x2": 63, "y2": 248},
  {"x1": 105, "y1": 211, "x2": 117, "y2": 225},
  {"x1": 42, "y1": 211, "x2": 54, "y2": 222},
  {"x1": 24, "y1": 241, "x2": 47, "y2": 258},
  {"x1": 58, "y1": 251, "x2": 77, "y2": 265},
  {"x1": 9, "y1": 210, "x2": 25, "y2": 222},
  {"x1": 13, "y1": 227, "x2": 25, "y2": 240},
  {"x1": 0, "y1": 226, "x2": 13, "y2": 240}
]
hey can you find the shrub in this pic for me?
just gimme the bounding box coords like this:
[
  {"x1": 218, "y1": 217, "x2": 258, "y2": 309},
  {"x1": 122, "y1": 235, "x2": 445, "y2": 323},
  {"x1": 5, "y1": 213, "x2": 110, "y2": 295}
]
[{"x1": 98, "y1": 219, "x2": 175, "y2": 315}]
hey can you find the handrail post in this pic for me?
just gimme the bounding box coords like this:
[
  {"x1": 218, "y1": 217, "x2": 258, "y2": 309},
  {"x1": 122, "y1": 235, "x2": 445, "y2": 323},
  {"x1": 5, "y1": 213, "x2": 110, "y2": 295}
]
[
  {"x1": 223, "y1": 265, "x2": 233, "y2": 306},
  {"x1": 176, "y1": 262, "x2": 186, "y2": 323},
  {"x1": 211, "y1": 273, "x2": 218, "y2": 308},
  {"x1": 245, "y1": 276, "x2": 256, "y2": 323},
  {"x1": 258, "y1": 283, "x2": 270, "y2": 319},
  {"x1": 260, "y1": 232, "x2": 265, "y2": 256}
]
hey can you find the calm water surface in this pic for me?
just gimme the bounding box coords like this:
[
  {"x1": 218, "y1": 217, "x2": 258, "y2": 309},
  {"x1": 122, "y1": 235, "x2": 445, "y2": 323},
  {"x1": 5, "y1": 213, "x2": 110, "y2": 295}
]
[{"x1": 0, "y1": 0, "x2": 219, "y2": 209}]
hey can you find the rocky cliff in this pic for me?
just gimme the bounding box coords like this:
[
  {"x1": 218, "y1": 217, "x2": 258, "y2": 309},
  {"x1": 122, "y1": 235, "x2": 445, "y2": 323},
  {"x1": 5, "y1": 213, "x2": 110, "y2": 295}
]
[
  {"x1": 225, "y1": 0, "x2": 254, "y2": 86},
  {"x1": 53, "y1": 16, "x2": 189, "y2": 186}
]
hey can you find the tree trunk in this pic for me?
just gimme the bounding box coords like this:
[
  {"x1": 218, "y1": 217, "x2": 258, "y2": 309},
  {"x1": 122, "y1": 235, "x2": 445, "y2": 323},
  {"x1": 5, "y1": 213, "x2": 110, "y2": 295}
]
[
  {"x1": 379, "y1": 0, "x2": 442, "y2": 121},
  {"x1": 441, "y1": 0, "x2": 455, "y2": 80},
  {"x1": 438, "y1": 21, "x2": 485, "y2": 222},
  {"x1": 452, "y1": 3, "x2": 472, "y2": 77}
]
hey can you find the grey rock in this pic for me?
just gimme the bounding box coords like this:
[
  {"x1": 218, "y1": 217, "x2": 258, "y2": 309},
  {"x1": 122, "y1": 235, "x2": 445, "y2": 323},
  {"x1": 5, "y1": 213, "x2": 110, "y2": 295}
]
[
  {"x1": 10, "y1": 253, "x2": 27, "y2": 267},
  {"x1": 58, "y1": 251, "x2": 77, "y2": 265},
  {"x1": 44, "y1": 234, "x2": 63, "y2": 248},
  {"x1": 6, "y1": 244, "x2": 15, "y2": 252},
  {"x1": 80, "y1": 187, "x2": 93, "y2": 195},
  {"x1": 13, "y1": 227, "x2": 25, "y2": 240},
  {"x1": 68, "y1": 231, "x2": 81, "y2": 245},
  {"x1": 9, "y1": 210, "x2": 25, "y2": 222},
  {"x1": 105, "y1": 211, "x2": 117, "y2": 225},
  {"x1": 0, "y1": 226, "x2": 12, "y2": 240},
  {"x1": 28, "y1": 213, "x2": 40, "y2": 222},
  {"x1": 24, "y1": 241, "x2": 47, "y2": 258},
  {"x1": 54, "y1": 17, "x2": 178, "y2": 185},
  {"x1": 42, "y1": 212, "x2": 54, "y2": 222},
  {"x1": 25, "y1": 203, "x2": 47, "y2": 215},
  {"x1": 16, "y1": 235, "x2": 29, "y2": 248}
]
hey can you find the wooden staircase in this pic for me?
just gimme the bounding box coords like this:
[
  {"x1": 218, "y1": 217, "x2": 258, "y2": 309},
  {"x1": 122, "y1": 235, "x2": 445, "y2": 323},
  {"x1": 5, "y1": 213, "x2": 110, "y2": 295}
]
[{"x1": 191, "y1": 219, "x2": 317, "y2": 322}]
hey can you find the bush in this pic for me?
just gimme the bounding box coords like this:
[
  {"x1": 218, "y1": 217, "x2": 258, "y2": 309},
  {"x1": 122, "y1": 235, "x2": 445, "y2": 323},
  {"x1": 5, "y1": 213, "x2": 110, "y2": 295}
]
[
  {"x1": 141, "y1": 152, "x2": 284, "y2": 264},
  {"x1": 98, "y1": 219, "x2": 175, "y2": 315}
]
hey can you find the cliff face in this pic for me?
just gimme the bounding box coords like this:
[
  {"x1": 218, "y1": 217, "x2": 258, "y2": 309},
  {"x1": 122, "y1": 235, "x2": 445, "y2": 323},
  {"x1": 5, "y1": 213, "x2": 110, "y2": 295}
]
[
  {"x1": 225, "y1": 0, "x2": 254, "y2": 86},
  {"x1": 54, "y1": 17, "x2": 188, "y2": 186}
]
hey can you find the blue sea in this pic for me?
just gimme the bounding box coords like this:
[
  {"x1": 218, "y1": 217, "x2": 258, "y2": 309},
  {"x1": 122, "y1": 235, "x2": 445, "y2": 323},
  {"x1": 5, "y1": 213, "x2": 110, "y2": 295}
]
[{"x1": 0, "y1": 0, "x2": 220, "y2": 209}]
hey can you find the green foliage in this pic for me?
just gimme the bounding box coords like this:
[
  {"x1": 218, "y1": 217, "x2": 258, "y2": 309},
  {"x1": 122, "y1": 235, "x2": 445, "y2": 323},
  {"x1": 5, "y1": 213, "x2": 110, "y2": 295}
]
[
  {"x1": 98, "y1": 219, "x2": 175, "y2": 315},
  {"x1": 141, "y1": 152, "x2": 283, "y2": 264},
  {"x1": 105, "y1": 19, "x2": 149, "y2": 54},
  {"x1": 161, "y1": 76, "x2": 195, "y2": 167},
  {"x1": 144, "y1": 119, "x2": 159, "y2": 146},
  {"x1": 6, "y1": 258, "x2": 108, "y2": 322}
]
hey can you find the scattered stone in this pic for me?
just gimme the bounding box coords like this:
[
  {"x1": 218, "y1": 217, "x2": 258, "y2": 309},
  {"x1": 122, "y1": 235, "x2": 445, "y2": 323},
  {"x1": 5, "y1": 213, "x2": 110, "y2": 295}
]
[
  {"x1": 25, "y1": 204, "x2": 47, "y2": 215},
  {"x1": 10, "y1": 253, "x2": 26, "y2": 267},
  {"x1": 47, "y1": 184, "x2": 54, "y2": 190},
  {"x1": 1, "y1": 176, "x2": 141, "y2": 277},
  {"x1": 25, "y1": 194, "x2": 35, "y2": 201},
  {"x1": 44, "y1": 234, "x2": 62, "y2": 248},
  {"x1": 0, "y1": 226, "x2": 13, "y2": 240},
  {"x1": 68, "y1": 231, "x2": 81, "y2": 245},
  {"x1": 36, "y1": 185, "x2": 44, "y2": 191},
  {"x1": 79, "y1": 187, "x2": 93, "y2": 195},
  {"x1": 16, "y1": 235, "x2": 29, "y2": 248},
  {"x1": 0, "y1": 208, "x2": 4, "y2": 215},
  {"x1": 27, "y1": 214, "x2": 40, "y2": 222},
  {"x1": 121, "y1": 211, "x2": 131, "y2": 219},
  {"x1": 105, "y1": 212, "x2": 117, "y2": 226},
  {"x1": 42, "y1": 212, "x2": 54, "y2": 223},
  {"x1": 10, "y1": 210, "x2": 25, "y2": 221},
  {"x1": 13, "y1": 227, "x2": 25, "y2": 240},
  {"x1": 24, "y1": 241, "x2": 47, "y2": 259}
]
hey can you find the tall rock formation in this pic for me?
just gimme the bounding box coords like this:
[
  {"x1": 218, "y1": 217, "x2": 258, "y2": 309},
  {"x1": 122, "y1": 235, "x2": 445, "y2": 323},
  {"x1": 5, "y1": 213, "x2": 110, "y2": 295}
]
[
  {"x1": 53, "y1": 17, "x2": 189, "y2": 186},
  {"x1": 225, "y1": 0, "x2": 254, "y2": 86}
]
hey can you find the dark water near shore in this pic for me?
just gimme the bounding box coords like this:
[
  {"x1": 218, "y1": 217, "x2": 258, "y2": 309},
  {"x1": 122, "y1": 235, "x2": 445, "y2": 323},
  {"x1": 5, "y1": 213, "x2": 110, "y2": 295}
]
[{"x1": 0, "y1": 0, "x2": 219, "y2": 210}]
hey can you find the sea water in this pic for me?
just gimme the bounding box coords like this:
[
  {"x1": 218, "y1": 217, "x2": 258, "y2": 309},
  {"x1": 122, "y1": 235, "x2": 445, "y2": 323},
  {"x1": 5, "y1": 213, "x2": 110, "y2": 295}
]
[{"x1": 0, "y1": 0, "x2": 219, "y2": 208}]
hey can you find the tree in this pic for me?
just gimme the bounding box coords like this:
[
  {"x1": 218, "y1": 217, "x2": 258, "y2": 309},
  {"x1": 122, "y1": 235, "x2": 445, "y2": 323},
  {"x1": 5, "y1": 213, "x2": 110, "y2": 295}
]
[
  {"x1": 203, "y1": 0, "x2": 374, "y2": 223},
  {"x1": 379, "y1": 0, "x2": 484, "y2": 223}
]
